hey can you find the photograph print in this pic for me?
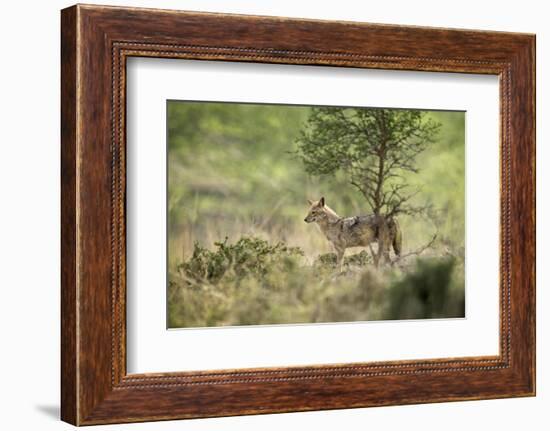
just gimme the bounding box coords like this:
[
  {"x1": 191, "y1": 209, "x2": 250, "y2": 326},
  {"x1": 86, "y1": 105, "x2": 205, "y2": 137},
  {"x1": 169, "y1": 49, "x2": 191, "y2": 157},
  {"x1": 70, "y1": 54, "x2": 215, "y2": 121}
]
[{"x1": 167, "y1": 101, "x2": 466, "y2": 328}]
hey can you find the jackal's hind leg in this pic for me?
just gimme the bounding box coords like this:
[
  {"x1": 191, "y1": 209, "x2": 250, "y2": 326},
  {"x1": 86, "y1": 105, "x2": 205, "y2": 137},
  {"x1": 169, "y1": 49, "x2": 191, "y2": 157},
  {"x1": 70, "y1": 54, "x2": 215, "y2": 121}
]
[
  {"x1": 378, "y1": 224, "x2": 393, "y2": 266},
  {"x1": 383, "y1": 246, "x2": 392, "y2": 265}
]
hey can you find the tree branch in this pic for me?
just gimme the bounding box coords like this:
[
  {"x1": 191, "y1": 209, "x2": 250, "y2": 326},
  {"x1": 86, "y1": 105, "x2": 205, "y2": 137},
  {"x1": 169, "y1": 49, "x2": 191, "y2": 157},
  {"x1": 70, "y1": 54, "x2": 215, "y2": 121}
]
[{"x1": 392, "y1": 228, "x2": 438, "y2": 266}]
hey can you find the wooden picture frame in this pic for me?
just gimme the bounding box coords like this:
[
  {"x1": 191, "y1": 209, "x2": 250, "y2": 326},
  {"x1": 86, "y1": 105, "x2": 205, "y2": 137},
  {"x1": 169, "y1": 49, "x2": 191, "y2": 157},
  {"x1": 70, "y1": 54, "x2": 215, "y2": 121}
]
[{"x1": 61, "y1": 4, "x2": 535, "y2": 425}]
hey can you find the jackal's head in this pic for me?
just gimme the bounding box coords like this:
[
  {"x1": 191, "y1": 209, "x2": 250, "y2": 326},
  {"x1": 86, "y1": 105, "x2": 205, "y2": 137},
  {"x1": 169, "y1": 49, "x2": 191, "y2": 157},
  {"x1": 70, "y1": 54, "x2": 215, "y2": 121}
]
[{"x1": 304, "y1": 197, "x2": 326, "y2": 223}]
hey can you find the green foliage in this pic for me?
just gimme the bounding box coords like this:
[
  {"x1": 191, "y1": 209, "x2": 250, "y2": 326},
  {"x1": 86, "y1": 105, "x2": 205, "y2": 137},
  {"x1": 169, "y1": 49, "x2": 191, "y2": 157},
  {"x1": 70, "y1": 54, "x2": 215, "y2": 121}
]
[
  {"x1": 386, "y1": 257, "x2": 465, "y2": 319},
  {"x1": 296, "y1": 107, "x2": 440, "y2": 216},
  {"x1": 178, "y1": 237, "x2": 304, "y2": 284}
]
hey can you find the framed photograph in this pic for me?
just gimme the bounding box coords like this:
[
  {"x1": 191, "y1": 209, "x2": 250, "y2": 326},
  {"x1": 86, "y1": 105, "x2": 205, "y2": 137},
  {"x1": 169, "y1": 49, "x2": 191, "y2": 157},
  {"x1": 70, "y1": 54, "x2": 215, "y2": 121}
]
[{"x1": 61, "y1": 4, "x2": 535, "y2": 425}]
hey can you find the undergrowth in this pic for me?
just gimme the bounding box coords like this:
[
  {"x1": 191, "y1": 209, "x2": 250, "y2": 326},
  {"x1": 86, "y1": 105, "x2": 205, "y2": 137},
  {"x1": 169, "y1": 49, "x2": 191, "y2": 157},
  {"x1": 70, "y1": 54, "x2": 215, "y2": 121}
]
[{"x1": 168, "y1": 236, "x2": 464, "y2": 328}]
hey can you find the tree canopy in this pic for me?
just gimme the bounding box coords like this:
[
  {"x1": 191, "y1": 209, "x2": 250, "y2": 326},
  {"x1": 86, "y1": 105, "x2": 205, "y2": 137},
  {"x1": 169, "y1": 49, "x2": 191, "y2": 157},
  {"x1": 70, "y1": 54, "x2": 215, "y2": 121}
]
[{"x1": 296, "y1": 107, "x2": 440, "y2": 218}]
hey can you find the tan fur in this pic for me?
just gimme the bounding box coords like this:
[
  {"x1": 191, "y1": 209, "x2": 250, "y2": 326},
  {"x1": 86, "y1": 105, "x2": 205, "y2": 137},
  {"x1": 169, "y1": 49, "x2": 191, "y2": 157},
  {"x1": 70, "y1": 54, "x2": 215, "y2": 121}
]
[{"x1": 304, "y1": 197, "x2": 402, "y2": 271}]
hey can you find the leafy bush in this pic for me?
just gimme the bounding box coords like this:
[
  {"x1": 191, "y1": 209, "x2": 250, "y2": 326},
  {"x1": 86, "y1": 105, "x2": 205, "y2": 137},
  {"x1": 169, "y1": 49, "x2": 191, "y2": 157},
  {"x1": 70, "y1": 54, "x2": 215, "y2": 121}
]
[
  {"x1": 178, "y1": 237, "x2": 304, "y2": 284},
  {"x1": 385, "y1": 257, "x2": 464, "y2": 319}
]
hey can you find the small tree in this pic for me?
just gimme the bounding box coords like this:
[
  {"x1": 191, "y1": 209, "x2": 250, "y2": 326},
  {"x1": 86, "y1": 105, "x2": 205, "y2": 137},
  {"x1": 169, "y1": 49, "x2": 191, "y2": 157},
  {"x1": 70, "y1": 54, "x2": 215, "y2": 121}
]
[{"x1": 296, "y1": 107, "x2": 440, "y2": 263}]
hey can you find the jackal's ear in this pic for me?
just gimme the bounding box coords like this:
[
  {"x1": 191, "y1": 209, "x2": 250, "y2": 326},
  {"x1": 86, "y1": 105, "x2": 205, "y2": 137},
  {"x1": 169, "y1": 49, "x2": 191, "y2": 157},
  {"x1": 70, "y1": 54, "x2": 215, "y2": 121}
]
[
  {"x1": 319, "y1": 197, "x2": 325, "y2": 207},
  {"x1": 307, "y1": 199, "x2": 314, "y2": 205}
]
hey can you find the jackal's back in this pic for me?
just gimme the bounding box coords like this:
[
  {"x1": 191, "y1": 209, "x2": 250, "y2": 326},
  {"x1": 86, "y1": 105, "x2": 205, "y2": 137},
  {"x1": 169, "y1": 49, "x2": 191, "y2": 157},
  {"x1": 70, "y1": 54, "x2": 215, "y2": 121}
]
[{"x1": 338, "y1": 215, "x2": 379, "y2": 248}]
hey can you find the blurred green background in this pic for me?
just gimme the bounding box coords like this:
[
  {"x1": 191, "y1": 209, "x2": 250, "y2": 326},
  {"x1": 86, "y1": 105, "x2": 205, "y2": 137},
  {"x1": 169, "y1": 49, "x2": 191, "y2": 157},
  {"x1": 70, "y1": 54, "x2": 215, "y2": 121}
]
[{"x1": 167, "y1": 101, "x2": 465, "y2": 328}]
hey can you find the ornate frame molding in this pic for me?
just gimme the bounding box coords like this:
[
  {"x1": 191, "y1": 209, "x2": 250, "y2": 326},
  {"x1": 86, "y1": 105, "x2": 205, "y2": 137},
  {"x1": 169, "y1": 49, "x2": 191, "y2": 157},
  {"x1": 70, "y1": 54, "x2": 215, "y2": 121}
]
[{"x1": 61, "y1": 5, "x2": 535, "y2": 425}]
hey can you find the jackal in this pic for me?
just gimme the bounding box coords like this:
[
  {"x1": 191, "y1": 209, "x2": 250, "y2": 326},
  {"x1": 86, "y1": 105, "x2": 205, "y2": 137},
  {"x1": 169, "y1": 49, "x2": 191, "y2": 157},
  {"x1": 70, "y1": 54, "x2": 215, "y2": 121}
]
[{"x1": 304, "y1": 197, "x2": 402, "y2": 270}]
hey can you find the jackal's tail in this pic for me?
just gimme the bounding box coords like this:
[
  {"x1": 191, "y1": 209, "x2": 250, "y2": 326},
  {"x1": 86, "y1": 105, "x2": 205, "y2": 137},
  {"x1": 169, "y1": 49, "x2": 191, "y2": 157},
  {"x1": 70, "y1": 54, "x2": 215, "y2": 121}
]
[{"x1": 390, "y1": 218, "x2": 402, "y2": 256}]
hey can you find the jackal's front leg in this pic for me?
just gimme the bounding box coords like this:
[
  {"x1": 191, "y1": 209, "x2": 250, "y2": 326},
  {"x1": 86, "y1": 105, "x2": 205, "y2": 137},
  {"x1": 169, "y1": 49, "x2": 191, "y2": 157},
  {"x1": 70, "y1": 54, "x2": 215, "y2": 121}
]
[{"x1": 335, "y1": 247, "x2": 345, "y2": 272}]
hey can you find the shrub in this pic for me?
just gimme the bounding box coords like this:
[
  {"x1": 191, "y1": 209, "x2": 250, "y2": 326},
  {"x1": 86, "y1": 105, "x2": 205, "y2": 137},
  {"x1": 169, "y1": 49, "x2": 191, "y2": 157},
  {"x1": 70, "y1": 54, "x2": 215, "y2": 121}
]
[
  {"x1": 385, "y1": 257, "x2": 465, "y2": 319},
  {"x1": 177, "y1": 236, "x2": 304, "y2": 284}
]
